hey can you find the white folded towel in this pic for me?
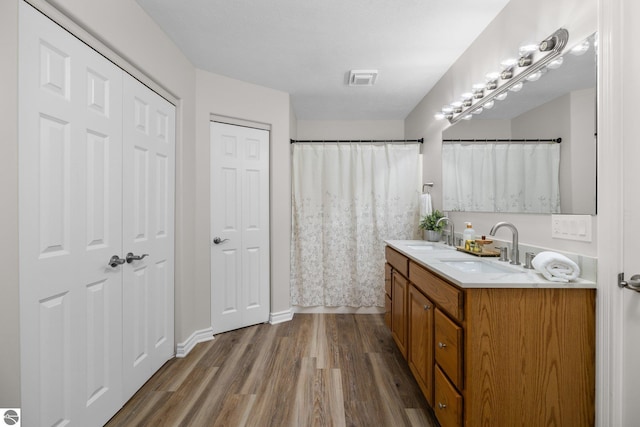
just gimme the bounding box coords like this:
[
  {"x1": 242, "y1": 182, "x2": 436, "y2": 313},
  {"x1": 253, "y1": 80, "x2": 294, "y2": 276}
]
[
  {"x1": 531, "y1": 251, "x2": 581, "y2": 282},
  {"x1": 419, "y1": 193, "x2": 433, "y2": 217}
]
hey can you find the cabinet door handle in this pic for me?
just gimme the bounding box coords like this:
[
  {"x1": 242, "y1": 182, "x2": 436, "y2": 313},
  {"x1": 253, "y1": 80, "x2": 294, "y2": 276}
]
[
  {"x1": 438, "y1": 402, "x2": 447, "y2": 410},
  {"x1": 424, "y1": 304, "x2": 431, "y2": 310},
  {"x1": 438, "y1": 342, "x2": 447, "y2": 348}
]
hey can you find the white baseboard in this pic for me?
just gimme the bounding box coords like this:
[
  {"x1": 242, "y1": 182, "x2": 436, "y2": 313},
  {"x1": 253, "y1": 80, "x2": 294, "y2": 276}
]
[
  {"x1": 175, "y1": 327, "x2": 214, "y2": 358},
  {"x1": 269, "y1": 308, "x2": 294, "y2": 324}
]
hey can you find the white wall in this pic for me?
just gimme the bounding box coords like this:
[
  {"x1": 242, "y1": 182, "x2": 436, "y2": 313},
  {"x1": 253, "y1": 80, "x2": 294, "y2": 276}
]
[
  {"x1": 511, "y1": 90, "x2": 597, "y2": 215},
  {"x1": 195, "y1": 70, "x2": 292, "y2": 318},
  {"x1": 569, "y1": 88, "x2": 597, "y2": 214},
  {"x1": 443, "y1": 119, "x2": 512, "y2": 140},
  {"x1": 297, "y1": 120, "x2": 404, "y2": 140},
  {"x1": 0, "y1": 0, "x2": 20, "y2": 408},
  {"x1": 290, "y1": 104, "x2": 298, "y2": 141},
  {"x1": 405, "y1": 0, "x2": 597, "y2": 256}
]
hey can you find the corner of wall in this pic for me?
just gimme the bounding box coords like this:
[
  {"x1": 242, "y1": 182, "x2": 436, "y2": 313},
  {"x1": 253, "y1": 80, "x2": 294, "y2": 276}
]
[{"x1": 1, "y1": 0, "x2": 22, "y2": 407}]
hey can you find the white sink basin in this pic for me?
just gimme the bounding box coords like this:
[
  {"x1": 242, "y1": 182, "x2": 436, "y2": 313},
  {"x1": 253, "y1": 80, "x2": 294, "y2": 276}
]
[{"x1": 440, "y1": 259, "x2": 522, "y2": 274}]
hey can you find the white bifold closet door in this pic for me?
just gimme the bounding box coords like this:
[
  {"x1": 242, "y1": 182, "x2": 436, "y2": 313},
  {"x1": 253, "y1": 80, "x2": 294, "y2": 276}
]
[
  {"x1": 121, "y1": 74, "x2": 175, "y2": 400},
  {"x1": 18, "y1": 2, "x2": 174, "y2": 426}
]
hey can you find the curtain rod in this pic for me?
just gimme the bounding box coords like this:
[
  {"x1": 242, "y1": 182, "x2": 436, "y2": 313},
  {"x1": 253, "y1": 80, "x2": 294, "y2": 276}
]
[
  {"x1": 442, "y1": 137, "x2": 561, "y2": 144},
  {"x1": 290, "y1": 138, "x2": 423, "y2": 144}
]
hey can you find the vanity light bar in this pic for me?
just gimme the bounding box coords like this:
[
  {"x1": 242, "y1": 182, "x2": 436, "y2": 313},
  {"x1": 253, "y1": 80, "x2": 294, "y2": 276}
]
[{"x1": 438, "y1": 28, "x2": 569, "y2": 124}]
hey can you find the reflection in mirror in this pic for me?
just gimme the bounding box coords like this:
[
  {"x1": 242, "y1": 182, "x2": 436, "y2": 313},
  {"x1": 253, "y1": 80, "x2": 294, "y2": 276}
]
[{"x1": 442, "y1": 33, "x2": 597, "y2": 215}]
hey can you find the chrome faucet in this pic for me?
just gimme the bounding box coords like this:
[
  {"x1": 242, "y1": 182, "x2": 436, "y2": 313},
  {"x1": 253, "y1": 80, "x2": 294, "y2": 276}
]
[
  {"x1": 435, "y1": 217, "x2": 455, "y2": 246},
  {"x1": 489, "y1": 221, "x2": 520, "y2": 265}
]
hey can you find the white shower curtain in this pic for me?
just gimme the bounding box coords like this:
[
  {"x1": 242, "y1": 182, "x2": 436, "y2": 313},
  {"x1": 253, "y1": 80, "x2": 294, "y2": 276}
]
[
  {"x1": 442, "y1": 142, "x2": 561, "y2": 213},
  {"x1": 291, "y1": 142, "x2": 421, "y2": 307}
]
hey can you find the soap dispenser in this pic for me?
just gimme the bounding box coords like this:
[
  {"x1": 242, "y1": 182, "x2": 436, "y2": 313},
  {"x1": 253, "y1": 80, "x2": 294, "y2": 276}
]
[{"x1": 463, "y1": 222, "x2": 475, "y2": 250}]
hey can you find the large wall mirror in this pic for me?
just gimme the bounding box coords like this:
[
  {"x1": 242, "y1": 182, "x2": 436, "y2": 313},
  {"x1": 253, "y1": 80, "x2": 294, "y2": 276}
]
[{"x1": 442, "y1": 33, "x2": 597, "y2": 215}]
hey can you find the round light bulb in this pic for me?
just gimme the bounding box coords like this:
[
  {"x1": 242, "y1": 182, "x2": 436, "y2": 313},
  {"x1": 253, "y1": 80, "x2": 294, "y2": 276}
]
[
  {"x1": 509, "y1": 82, "x2": 524, "y2": 92},
  {"x1": 547, "y1": 57, "x2": 564, "y2": 70},
  {"x1": 461, "y1": 114, "x2": 472, "y2": 121},
  {"x1": 518, "y1": 44, "x2": 538, "y2": 56},
  {"x1": 471, "y1": 107, "x2": 483, "y2": 115},
  {"x1": 500, "y1": 58, "x2": 518, "y2": 69},
  {"x1": 484, "y1": 100, "x2": 495, "y2": 109},
  {"x1": 570, "y1": 40, "x2": 590, "y2": 56},
  {"x1": 495, "y1": 92, "x2": 508, "y2": 101},
  {"x1": 526, "y1": 70, "x2": 543, "y2": 82}
]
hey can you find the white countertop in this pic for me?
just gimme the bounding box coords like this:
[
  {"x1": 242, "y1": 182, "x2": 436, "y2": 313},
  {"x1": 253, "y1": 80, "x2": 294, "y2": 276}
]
[{"x1": 385, "y1": 240, "x2": 597, "y2": 289}]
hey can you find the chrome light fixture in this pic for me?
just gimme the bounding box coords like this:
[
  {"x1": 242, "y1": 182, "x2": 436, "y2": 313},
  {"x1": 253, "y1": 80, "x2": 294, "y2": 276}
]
[{"x1": 435, "y1": 28, "x2": 569, "y2": 124}]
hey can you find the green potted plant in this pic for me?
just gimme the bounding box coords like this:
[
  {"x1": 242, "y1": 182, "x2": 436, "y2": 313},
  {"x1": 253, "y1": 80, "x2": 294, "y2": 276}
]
[{"x1": 419, "y1": 209, "x2": 445, "y2": 242}]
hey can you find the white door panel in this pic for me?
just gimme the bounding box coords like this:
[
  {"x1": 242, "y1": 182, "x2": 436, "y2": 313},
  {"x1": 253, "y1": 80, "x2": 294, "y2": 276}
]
[
  {"x1": 122, "y1": 74, "x2": 175, "y2": 400},
  {"x1": 19, "y1": 2, "x2": 123, "y2": 425},
  {"x1": 211, "y1": 122, "x2": 270, "y2": 334}
]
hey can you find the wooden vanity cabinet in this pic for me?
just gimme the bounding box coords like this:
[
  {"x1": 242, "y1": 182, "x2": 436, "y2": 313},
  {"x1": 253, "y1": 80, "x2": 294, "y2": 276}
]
[
  {"x1": 462, "y1": 287, "x2": 595, "y2": 426},
  {"x1": 386, "y1": 247, "x2": 410, "y2": 359},
  {"x1": 385, "y1": 252, "x2": 596, "y2": 427},
  {"x1": 407, "y1": 284, "x2": 434, "y2": 405},
  {"x1": 384, "y1": 263, "x2": 392, "y2": 328},
  {"x1": 391, "y1": 270, "x2": 408, "y2": 358}
]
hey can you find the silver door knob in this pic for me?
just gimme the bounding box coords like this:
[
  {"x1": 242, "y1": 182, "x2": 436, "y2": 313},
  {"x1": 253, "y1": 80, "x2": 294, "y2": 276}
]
[
  {"x1": 213, "y1": 237, "x2": 229, "y2": 245},
  {"x1": 126, "y1": 252, "x2": 149, "y2": 263},
  {"x1": 438, "y1": 342, "x2": 447, "y2": 348},
  {"x1": 109, "y1": 255, "x2": 126, "y2": 268},
  {"x1": 619, "y1": 273, "x2": 640, "y2": 292}
]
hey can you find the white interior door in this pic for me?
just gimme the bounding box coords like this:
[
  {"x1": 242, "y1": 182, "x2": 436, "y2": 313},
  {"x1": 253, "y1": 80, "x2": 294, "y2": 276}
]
[
  {"x1": 122, "y1": 74, "x2": 176, "y2": 399},
  {"x1": 621, "y1": 0, "x2": 640, "y2": 422},
  {"x1": 210, "y1": 122, "x2": 270, "y2": 334},
  {"x1": 19, "y1": 3, "x2": 124, "y2": 425}
]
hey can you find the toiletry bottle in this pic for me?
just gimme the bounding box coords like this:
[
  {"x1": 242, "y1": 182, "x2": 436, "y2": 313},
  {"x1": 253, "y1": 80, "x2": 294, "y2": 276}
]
[{"x1": 463, "y1": 222, "x2": 475, "y2": 251}]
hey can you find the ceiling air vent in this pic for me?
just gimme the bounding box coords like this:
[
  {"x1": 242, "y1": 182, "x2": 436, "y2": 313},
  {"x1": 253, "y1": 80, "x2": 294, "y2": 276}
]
[{"x1": 348, "y1": 69, "x2": 378, "y2": 86}]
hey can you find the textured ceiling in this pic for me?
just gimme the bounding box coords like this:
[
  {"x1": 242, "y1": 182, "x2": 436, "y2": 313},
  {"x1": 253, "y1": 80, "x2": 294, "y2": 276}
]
[{"x1": 136, "y1": 0, "x2": 512, "y2": 120}]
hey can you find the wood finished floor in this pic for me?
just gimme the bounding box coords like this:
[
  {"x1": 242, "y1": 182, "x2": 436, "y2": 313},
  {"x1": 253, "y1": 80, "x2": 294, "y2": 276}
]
[{"x1": 105, "y1": 314, "x2": 438, "y2": 427}]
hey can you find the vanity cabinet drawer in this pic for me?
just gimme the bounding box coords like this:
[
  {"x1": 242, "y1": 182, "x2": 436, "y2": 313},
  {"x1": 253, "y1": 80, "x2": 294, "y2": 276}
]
[
  {"x1": 434, "y1": 365, "x2": 463, "y2": 427},
  {"x1": 410, "y1": 262, "x2": 463, "y2": 321},
  {"x1": 386, "y1": 246, "x2": 409, "y2": 278},
  {"x1": 435, "y1": 308, "x2": 463, "y2": 390},
  {"x1": 384, "y1": 263, "x2": 392, "y2": 297}
]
